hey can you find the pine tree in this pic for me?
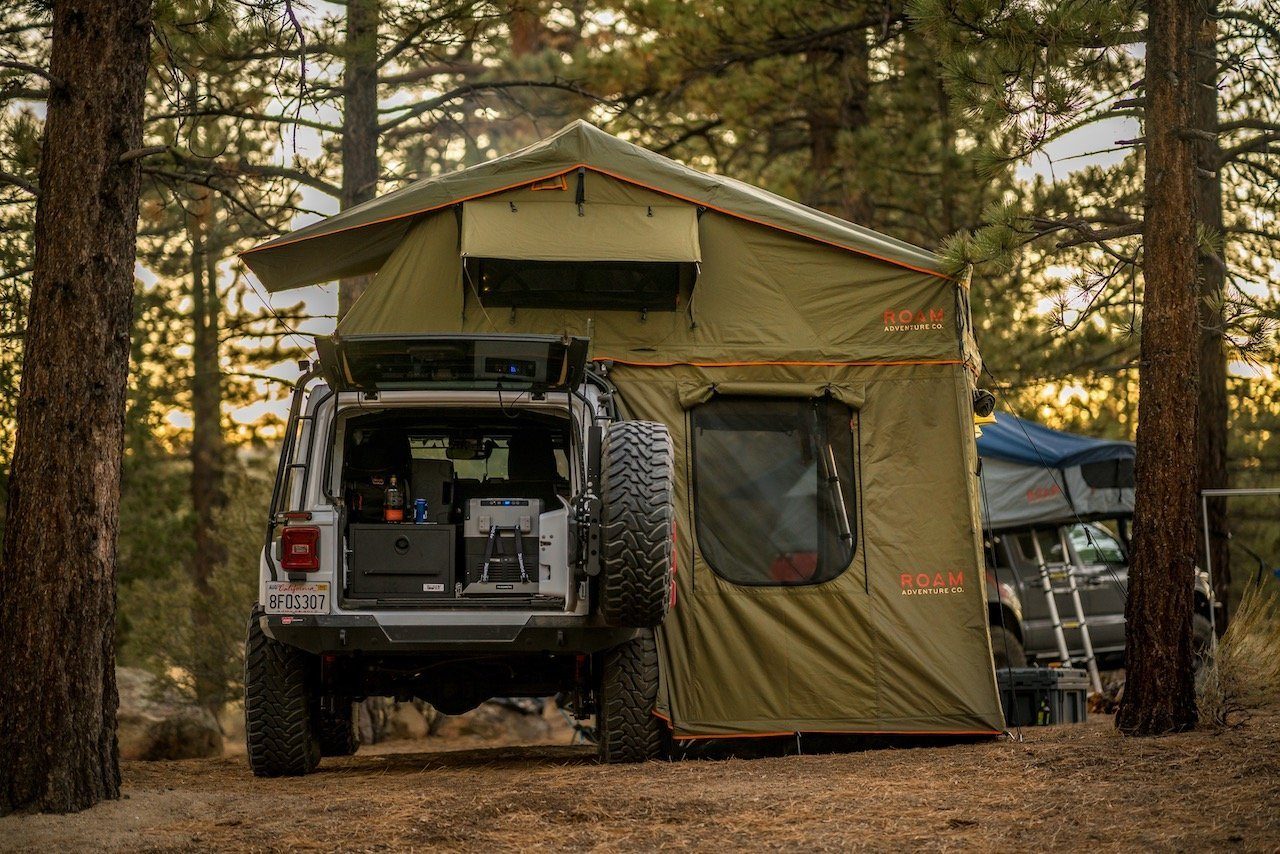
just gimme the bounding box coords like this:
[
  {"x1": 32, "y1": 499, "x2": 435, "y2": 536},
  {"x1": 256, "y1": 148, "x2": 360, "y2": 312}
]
[{"x1": 0, "y1": 0, "x2": 153, "y2": 814}]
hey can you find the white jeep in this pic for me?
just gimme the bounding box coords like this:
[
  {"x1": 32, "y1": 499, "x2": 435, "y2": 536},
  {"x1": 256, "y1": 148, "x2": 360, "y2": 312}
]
[{"x1": 245, "y1": 334, "x2": 675, "y2": 775}]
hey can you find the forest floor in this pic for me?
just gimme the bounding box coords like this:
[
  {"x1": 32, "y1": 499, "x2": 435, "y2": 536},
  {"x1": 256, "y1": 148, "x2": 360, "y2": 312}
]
[{"x1": 4, "y1": 708, "x2": 1278, "y2": 852}]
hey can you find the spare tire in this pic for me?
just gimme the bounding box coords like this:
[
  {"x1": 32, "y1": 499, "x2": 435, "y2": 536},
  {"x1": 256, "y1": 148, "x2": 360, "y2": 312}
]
[{"x1": 599, "y1": 420, "x2": 675, "y2": 628}]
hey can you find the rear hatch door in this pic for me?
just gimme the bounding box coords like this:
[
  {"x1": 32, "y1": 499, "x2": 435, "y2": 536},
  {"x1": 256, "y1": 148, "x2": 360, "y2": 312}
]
[{"x1": 316, "y1": 333, "x2": 589, "y2": 393}]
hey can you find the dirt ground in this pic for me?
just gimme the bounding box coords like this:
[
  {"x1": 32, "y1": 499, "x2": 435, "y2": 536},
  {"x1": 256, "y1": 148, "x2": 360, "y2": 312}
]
[{"x1": 4, "y1": 710, "x2": 1278, "y2": 852}]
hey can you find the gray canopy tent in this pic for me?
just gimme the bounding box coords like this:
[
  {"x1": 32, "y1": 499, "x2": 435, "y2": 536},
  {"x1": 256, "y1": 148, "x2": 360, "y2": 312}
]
[{"x1": 976, "y1": 414, "x2": 1134, "y2": 529}]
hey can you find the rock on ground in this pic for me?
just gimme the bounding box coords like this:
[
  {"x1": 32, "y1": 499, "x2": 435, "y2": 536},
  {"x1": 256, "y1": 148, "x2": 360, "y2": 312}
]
[{"x1": 116, "y1": 667, "x2": 222, "y2": 761}]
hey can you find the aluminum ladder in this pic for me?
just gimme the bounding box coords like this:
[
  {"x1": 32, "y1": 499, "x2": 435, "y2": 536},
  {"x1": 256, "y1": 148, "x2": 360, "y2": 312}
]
[{"x1": 1027, "y1": 530, "x2": 1104, "y2": 694}]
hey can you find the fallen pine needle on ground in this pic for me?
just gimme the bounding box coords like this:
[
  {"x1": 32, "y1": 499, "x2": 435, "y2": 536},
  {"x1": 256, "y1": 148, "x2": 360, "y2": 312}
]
[{"x1": 3, "y1": 709, "x2": 1278, "y2": 852}]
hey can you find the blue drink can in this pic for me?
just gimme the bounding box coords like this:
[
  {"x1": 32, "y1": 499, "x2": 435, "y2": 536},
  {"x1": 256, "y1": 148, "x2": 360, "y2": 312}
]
[{"x1": 413, "y1": 498, "x2": 428, "y2": 524}]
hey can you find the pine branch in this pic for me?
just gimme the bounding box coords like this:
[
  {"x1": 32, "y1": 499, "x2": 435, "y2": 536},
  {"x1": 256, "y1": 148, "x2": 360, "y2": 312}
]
[
  {"x1": 377, "y1": 79, "x2": 603, "y2": 132},
  {"x1": 1219, "y1": 132, "x2": 1280, "y2": 166},
  {"x1": 1218, "y1": 9, "x2": 1280, "y2": 45},
  {"x1": 145, "y1": 107, "x2": 340, "y2": 134},
  {"x1": 0, "y1": 59, "x2": 62, "y2": 89},
  {"x1": 229, "y1": 161, "x2": 340, "y2": 198},
  {"x1": 378, "y1": 61, "x2": 487, "y2": 87},
  {"x1": 0, "y1": 170, "x2": 37, "y2": 196}
]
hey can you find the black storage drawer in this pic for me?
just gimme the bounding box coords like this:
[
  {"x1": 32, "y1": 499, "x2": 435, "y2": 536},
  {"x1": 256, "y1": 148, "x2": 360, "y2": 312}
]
[{"x1": 348, "y1": 523, "x2": 456, "y2": 599}]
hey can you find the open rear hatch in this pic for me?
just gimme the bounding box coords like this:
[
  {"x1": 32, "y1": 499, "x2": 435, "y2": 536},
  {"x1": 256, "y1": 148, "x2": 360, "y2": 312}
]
[{"x1": 317, "y1": 333, "x2": 589, "y2": 393}]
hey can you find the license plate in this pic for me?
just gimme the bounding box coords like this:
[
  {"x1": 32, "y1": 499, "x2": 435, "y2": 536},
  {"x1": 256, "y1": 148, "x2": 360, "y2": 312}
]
[{"x1": 265, "y1": 581, "x2": 330, "y2": 615}]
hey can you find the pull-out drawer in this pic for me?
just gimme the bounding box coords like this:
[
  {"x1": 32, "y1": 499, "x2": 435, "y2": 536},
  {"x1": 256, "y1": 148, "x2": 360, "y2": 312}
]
[{"x1": 348, "y1": 523, "x2": 456, "y2": 599}]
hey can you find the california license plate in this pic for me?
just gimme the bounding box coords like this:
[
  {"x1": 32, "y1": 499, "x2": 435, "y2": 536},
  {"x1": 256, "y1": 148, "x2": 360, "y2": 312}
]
[{"x1": 265, "y1": 581, "x2": 330, "y2": 615}]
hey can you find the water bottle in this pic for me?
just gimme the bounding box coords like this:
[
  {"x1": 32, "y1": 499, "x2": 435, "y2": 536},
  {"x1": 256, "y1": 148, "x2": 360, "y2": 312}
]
[{"x1": 383, "y1": 475, "x2": 404, "y2": 523}]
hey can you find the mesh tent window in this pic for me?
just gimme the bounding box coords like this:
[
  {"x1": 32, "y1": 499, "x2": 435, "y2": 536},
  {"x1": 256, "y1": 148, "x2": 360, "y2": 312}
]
[{"x1": 691, "y1": 396, "x2": 857, "y2": 586}]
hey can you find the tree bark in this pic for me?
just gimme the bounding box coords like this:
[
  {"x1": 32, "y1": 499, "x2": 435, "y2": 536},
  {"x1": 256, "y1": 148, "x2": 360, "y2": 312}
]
[
  {"x1": 338, "y1": 0, "x2": 381, "y2": 319},
  {"x1": 0, "y1": 0, "x2": 152, "y2": 814},
  {"x1": 1117, "y1": 0, "x2": 1203, "y2": 736},
  {"x1": 189, "y1": 189, "x2": 227, "y2": 711},
  {"x1": 1192, "y1": 0, "x2": 1230, "y2": 629}
]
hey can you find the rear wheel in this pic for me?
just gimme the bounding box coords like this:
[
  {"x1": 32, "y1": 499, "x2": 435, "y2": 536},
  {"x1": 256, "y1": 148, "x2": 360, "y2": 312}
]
[
  {"x1": 596, "y1": 630, "x2": 667, "y2": 763},
  {"x1": 314, "y1": 698, "x2": 359, "y2": 758},
  {"x1": 598, "y1": 421, "x2": 675, "y2": 628},
  {"x1": 245, "y1": 610, "x2": 321, "y2": 777},
  {"x1": 989, "y1": 625, "x2": 1027, "y2": 669}
]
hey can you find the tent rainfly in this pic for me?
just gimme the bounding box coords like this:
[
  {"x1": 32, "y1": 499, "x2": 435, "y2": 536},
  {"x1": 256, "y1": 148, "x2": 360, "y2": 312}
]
[
  {"x1": 243, "y1": 120, "x2": 1005, "y2": 739},
  {"x1": 977, "y1": 414, "x2": 1135, "y2": 530}
]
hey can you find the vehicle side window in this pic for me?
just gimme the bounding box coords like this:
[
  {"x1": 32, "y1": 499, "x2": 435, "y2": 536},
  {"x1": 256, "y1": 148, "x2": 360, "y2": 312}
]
[
  {"x1": 1012, "y1": 530, "x2": 1066, "y2": 566},
  {"x1": 691, "y1": 396, "x2": 857, "y2": 586},
  {"x1": 1067, "y1": 523, "x2": 1126, "y2": 565}
]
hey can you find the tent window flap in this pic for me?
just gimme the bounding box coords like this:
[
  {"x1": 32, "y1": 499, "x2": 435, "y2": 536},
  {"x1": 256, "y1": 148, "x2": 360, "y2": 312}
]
[
  {"x1": 691, "y1": 396, "x2": 857, "y2": 587},
  {"x1": 460, "y1": 200, "x2": 701, "y2": 263}
]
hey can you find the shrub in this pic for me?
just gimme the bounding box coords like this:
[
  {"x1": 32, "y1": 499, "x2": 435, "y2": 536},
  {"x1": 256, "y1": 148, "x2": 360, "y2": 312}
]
[
  {"x1": 1197, "y1": 580, "x2": 1280, "y2": 728},
  {"x1": 119, "y1": 463, "x2": 270, "y2": 719}
]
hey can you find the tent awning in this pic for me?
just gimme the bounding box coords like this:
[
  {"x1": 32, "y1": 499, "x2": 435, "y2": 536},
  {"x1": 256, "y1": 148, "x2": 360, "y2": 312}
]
[{"x1": 461, "y1": 200, "x2": 701, "y2": 263}]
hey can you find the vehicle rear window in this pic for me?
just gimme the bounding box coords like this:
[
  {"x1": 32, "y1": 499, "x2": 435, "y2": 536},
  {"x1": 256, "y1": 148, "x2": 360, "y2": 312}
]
[{"x1": 691, "y1": 396, "x2": 857, "y2": 586}]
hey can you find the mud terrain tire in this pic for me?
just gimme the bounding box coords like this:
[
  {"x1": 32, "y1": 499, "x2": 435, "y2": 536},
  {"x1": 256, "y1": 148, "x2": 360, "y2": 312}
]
[
  {"x1": 314, "y1": 699, "x2": 359, "y2": 757},
  {"x1": 597, "y1": 630, "x2": 667, "y2": 763},
  {"x1": 599, "y1": 421, "x2": 675, "y2": 628},
  {"x1": 245, "y1": 610, "x2": 321, "y2": 776}
]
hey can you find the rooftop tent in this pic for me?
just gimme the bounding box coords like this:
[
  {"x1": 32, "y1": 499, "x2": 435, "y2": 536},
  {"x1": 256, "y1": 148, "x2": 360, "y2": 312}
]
[
  {"x1": 243, "y1": 121, "x2": 1004, "y2": 739},
  {"x1": 977, "y1": 414, "x2": 1135, "y2": 529}
]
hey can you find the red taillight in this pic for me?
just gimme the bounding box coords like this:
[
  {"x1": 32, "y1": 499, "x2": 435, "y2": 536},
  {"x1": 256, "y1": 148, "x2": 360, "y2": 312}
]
[{"x1": 280, "y1": 526, "x2": 320, "y2": 572}]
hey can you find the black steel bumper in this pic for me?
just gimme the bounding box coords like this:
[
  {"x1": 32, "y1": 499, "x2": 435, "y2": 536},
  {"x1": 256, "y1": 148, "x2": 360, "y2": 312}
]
[{"x1": 261, "y1": 613, "x2": 638, "y2": 655}]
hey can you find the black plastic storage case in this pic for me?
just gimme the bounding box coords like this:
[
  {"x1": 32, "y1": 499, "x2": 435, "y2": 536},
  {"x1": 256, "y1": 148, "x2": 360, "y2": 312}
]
[
  {"x1": 347, "y1": 523, "x2": 456, "y2": 599},
  {"x1": 997, "y1": 667, "x2": 1089, "y2": 727}
]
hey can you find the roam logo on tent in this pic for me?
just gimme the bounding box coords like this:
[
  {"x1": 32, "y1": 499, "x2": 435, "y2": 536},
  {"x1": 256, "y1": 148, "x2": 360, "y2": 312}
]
[
  {"x1": 900, "y1": 571, "x2": 965, "y2": 596},
  {"x1": 883, "y1": 308, "x2": 945, "y2": 332},
  {"x1": 1026, "y1": 483, "x2": 1062, "y2": 503}
]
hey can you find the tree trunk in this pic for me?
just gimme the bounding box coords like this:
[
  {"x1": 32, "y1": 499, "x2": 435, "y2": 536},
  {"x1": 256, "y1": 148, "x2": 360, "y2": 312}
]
[
  {"x1": 0, "y1": 0, "x2": 152, "y2": 814},
  {"x1": 338, "y1": 0, "x2": 381, "y2": 319},
  {"x1": 1116, "y1": 0, "x2": 1203, "y2": 736},
  {"x1": 189, "y1": 190, "x2": 227, "y2": 712},
  {"x1": 1192, "y1": 0, "x2": 1230, "y2": 629}
]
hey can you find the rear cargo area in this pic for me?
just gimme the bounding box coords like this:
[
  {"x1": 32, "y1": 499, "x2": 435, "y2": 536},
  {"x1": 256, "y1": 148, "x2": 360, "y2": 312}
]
[{"x1": 337, "y1": 406, "x2": 575, "y2": 608}]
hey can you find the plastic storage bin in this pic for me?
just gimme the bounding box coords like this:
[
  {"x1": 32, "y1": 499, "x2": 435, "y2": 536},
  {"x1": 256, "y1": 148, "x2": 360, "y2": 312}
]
[{"x1": 997, "y1": 667, "x2": 1089, "y2": 726}]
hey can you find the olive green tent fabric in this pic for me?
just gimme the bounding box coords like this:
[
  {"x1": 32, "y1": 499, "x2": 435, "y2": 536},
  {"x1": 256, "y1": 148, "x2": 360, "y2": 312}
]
[
  {"x1": 613, "y1": 364, "x2": 1001, "y2": 736},
  {"x1": 461, "y1": 200, "x2": 701, "y2": 262},
  {"x1": 241, "y1": 120, "x2": 948, "y2": 292},
  {"x1": 245, "y1": 122, "x2": 1004, "y2": 737},
  {"x1": 338, "y1": 180, "x2": 960, "y2": 366}
]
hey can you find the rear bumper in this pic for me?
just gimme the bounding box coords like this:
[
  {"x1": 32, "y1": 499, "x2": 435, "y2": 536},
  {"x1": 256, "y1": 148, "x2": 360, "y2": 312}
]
[{"x1": 261, "y1": 613, "x2": 637, "y2": 655}]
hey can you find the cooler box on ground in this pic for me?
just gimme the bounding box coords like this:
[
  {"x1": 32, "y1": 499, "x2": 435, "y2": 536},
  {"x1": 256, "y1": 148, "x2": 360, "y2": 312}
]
[{"x1": 997, "y1": 667, "x2": 1089, "y2": 727}]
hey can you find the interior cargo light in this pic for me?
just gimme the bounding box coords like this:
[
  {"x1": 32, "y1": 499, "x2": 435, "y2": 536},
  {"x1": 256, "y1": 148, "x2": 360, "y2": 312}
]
[{"x1": 281, "y1": 526, "x2": 321, "y2": 572}]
